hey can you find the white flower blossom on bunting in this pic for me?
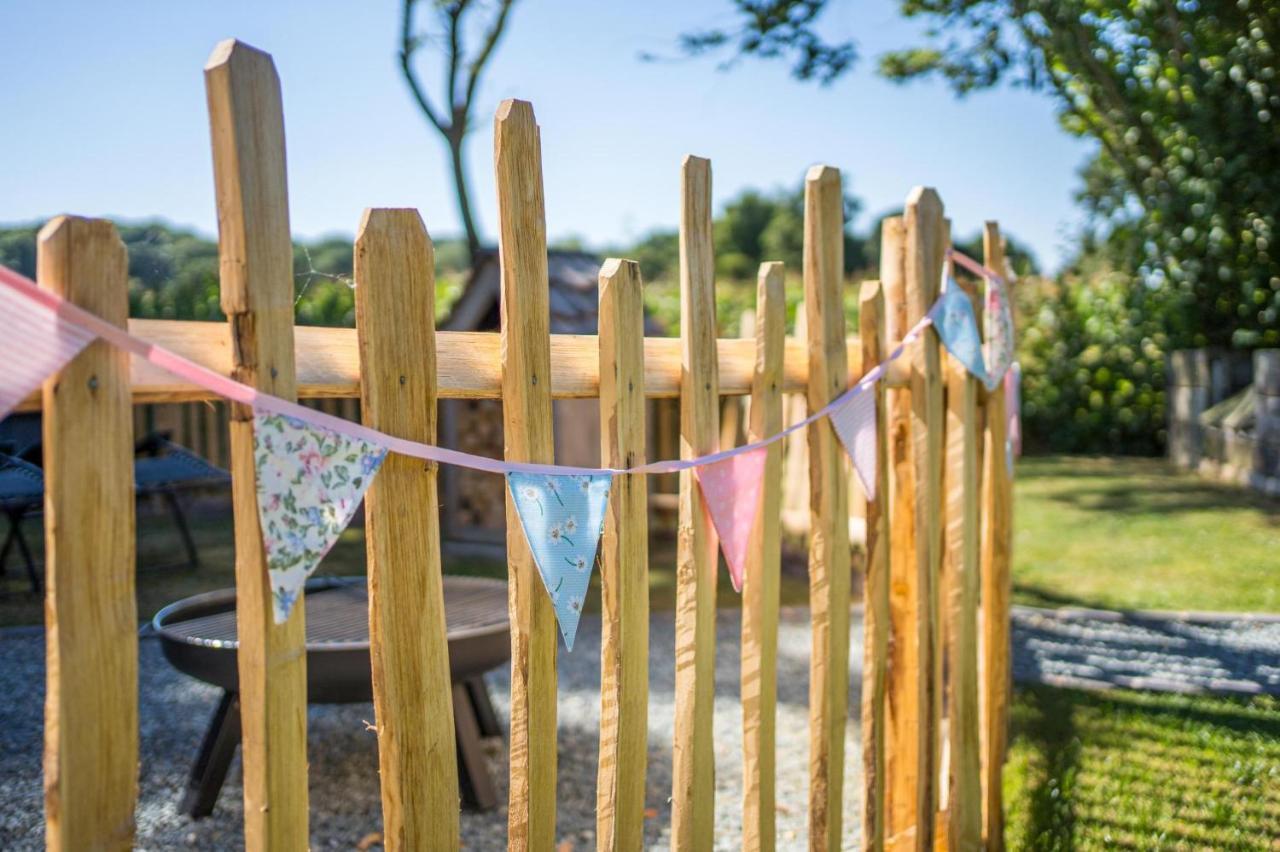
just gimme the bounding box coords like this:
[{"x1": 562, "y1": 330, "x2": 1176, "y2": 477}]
[
  {"x1": 253, "y1": 409, "x2": 388, "y2": 623},
  {"x1": 829, "y1": 387, "x2": 879, "y2": 500},
  {"x1": 694, "y1": 446, "x2": 767, "y2": 592},
  {"x1": 506, "y1": 472, "x2": 612, "y2": 651},
  {"x1": 0, "y1": 281, "x2": 97, "y2": 419}
]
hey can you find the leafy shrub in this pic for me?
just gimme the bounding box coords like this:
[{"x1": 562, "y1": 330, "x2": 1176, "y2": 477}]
[{"x1": 1016, "y1": 257, "x2": 1169, "y2": 456}]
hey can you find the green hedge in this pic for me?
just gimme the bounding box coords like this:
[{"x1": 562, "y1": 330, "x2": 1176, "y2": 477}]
[{"x1": 1016, "y1": 260, "x2": 1169, "y2": 456}]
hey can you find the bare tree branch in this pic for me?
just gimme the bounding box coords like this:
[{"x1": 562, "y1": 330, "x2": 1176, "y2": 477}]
[
  {"x1": 399, "y1": 0, "x2": 447, "y2": 135},
  {"x1": 463, "y1": 0, "x2": 516, "y2": 111}
]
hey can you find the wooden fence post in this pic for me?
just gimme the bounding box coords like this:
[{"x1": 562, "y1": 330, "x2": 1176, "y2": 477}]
[
  {"x1": 494, "y1": 99, "x2": 558, "y2": 850},
  {"x1": 742, "y1": 261, "x2": 786, "y2": 852},
  {"x1": 979, "y1": 222, "x2": 1013, "y2": 852},
  {"x1": 943, "y1": 232, "x2": 984, "y2": 851},
  {"x1": 803, "y1": 164, "x2": 851, "y2": 851},
  {"x1": 596, "y1": 257, "x2": 650, "y2": 851},
  {"x1": 859, "y1": 278, "x2": 889, "y2": 852},
  {"x1": 672, "y1": 153, "x2": 720, "y2": 851},
  {"x1": 904, "y1": 187, "x2": 946, "y2": 851},
  {"x1": 354, "y1": 208, "x2": 459, "y2": 850},
  {"x1": 39, "y1": 216, "x2": 137, "y2": 851},
  {"x1": 205, "y1": 39, "x2": 308, "y2": 850}
]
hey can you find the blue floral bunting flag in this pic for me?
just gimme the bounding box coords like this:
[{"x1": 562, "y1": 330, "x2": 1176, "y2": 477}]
[
  {"x1": 253, "y1": 409, "x2": 388, "y2": 624},
  {"x1": 506, "y1": 472, "x2": 612, "y2": 651},
  {"x1": 935, "y1": 282, "x2": 990, "y2": 386}
]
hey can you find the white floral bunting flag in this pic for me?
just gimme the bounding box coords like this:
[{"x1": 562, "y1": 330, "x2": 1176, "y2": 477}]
[
  {"x1": 506, "y1": 472, "x2": 612, "y2": 651},
  {"x1": 982, "y1": 274, "x2": 1015, "y2": 390},
  {"x1": 830, "y1": 387, "x2": 879, "y2": 501},
  {"x1": 253, "y1": 409, "x2": 388, "y2": 623}
]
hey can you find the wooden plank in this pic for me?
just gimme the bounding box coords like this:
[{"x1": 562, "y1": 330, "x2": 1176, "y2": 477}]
[
  {"x1": 39, "y1": 216, "x2": 137, "y2": 851},
  {"x1": 13, "y1": 323, "x2": 863, "y2": 410},
  {"x1": 596, "y1": 258, "x2": 650, "y2": 851},
  {"x1": 859, "y1": 278, "x2": 889, "y2": 852},
  {"x1": 494, "y1": 99, "x2": 558, "y2": 851},
  {"x1": 742, "y1": 262, "x2": 786, "y2": 852},
  {"x1": 979, "y1": 222, "x2": 1013, "y2": 852},
  {"x1": 942, "y1": 249, "x2": 984, "y2": 852},
  {"x1": 803, "y1": 164, "x2": 852, "y2": 851},
  {"x1": 204, "y1": 38, "x2": 308, "y2": 850},
  {"x1": 672, "y1": 153, "x2": 720, "y2": 852},
  {"x1": 880, "y1": 215, "x2": 921, "y2": 851},
  {"x1": 354, "y1": 208, "x2": 458, "y2": 850},
  {"x1": 903, "y1": 187, "x2": 946, "y2": 852}
]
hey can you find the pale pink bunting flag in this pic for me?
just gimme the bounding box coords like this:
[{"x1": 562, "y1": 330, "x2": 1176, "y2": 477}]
[
  {"x1": 0, "y1": 281, "x2": 97, "y2": 419},
  {"x1": 830, "y1": 387, "x2": 878, "y2": 501},
  {"x1": 694, "y1": 446, "x2": 767, "y2": 593}
]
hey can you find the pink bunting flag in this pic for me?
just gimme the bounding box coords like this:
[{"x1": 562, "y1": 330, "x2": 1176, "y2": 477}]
[
  {"x1": 829, "y1": 387, "x2": 878, "y2": 501},
  {"x1": 0, "y1": 280, "x2": 97, "y2": 418},
  {"x1": 694, "y1": 446, "x2": 767, "y2": 593}
]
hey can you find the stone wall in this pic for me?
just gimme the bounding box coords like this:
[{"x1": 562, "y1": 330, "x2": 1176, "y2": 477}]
[{"x1": 1168, "y1": 347, "x2": 1280, "y2": 496}]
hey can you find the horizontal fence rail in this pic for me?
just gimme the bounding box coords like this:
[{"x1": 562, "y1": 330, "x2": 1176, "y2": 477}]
[{"x1": 15, "y1": 323, "x2": 864, "y2": 409}]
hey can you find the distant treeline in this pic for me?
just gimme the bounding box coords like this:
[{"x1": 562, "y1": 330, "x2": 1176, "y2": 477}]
[{"x1": 0, "y1": 183, "x2": 1037, "y2": 332}]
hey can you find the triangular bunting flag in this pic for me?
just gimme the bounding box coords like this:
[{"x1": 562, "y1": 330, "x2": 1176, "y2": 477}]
[
  {"x1": 830, "y1": 388, "x2": 879, "y2": 501},
  {"x1": 0, "y1": 281, "x2": 97, "y2": 419},
  {"x1": 982, "y1": 274, "x2": 1015, "y2": 390},
  {"x1": 253, "y1": 409, "x2": 388, "y2": 623},
  {"x1": 1005, "y1": 362, "x2": 1022, "y2": 473},
  {"x1": 694, "y1": 446, "x2": 767, "y2": 593},
  {"x1": 506, "y1": 472, "x2": 612, "y2": 651},
  {"x1": 935, "y1": 282, "x2": 990, "y2": 387}
]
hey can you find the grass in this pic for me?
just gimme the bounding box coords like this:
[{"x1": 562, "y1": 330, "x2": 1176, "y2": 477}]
[
  {"x1": 1005, "y1": 686, "x2": 1280, "y2": 849},
  {"x1": 0, "y1": 496, "x2": 811, "y2": 627},
  {"x1": 1013, "y1": 455, "x2": 1279, "y2": 613}
]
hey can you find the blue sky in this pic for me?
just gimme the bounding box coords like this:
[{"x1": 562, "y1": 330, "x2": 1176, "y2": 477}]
[{"x1": 0, "y1": 1, "x2": 1092, "y2": 271}]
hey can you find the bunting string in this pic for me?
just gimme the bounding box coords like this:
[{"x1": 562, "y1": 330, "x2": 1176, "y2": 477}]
[{"x1": 0, "y1": 260, "x2": 942, "y2": 478}]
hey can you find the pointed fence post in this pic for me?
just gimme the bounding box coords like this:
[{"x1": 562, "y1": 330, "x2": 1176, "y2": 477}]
[
  {"x1": 880, "y1": 214, "x2": 923, "y2": 850},
  {"x1": 596, "y1": 258, "x2": 650, "y2": 851},
  {"x1": 742, "y1": 261, "x2": 786, "y2": 852},
  {"x1": 355, "y1": 208, "x2": 459, "y2": 850},
  {"x1": 943, "y1": 228, "x2": 984, "y2": 852},
  {"x1": 859, "y1": 278, "x2": 890, "y2": 852},
  {"x1": 205, "y1": 39, "x2": 308, "y2": 850},
  {"x1": 39, "y1": 216, "x2": 137, "y2": 851},
  {"x1": 494, "y1": 98, "x2": 559, "y2": 851},
  {"x1": 672, "y1": 153, "x2": 720, "y2": 851},
  {"x1": 980, "y1": 222, "x2": 1013, "y2": 852},
  {"x1": 903, "y1": 187, "x2": 946, "y2": 851},
  {"x1": 803, "y1": 164, "x2": 852, "y2": 850}
]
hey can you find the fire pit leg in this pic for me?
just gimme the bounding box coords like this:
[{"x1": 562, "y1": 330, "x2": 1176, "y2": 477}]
[
  {"x1": 181, "y1": 691, "x2": 241, "y2": 819},
  {"x1": 453, "y1": 681, "x2": 498, "y2": 810}
]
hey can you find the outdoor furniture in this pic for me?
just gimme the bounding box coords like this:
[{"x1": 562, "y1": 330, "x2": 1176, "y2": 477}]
[
  {"x1": 0, "y1": 413, "x2": 230, "y2": 593},
  {"x1": 153, "y1": 575, "x2": 511, "y2": 817}
]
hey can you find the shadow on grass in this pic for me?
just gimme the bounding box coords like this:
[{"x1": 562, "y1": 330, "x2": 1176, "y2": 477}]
[
  {"x1": 1019, "y1": 456, "x2": 1280, "y2": 523},
  {"x1": 1011, "y1": 581, "x2": 1121, "y2": 612},
  {"x1": 1007, "y1": 686, "x2": 1280, "y2": 849}
]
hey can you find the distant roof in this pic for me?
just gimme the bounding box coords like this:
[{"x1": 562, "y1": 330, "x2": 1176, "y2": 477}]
[{"x1": 443, "y1": 248, "x2": 663, "y2": 335}]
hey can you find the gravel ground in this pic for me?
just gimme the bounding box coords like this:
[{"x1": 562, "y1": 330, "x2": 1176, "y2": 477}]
[
  {"x1": 0, "y1": 608, "x2": 867, "y2": 851},
  {"x1": 1011, "y1": 606, "x2": 1280, "y2": 695},
  {"x1": 7, "y1": 604, "x2": 1273, "y2": 849}
]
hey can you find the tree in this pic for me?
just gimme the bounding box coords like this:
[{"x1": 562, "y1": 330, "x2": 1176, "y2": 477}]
[
  {"x1": 399, "y1": 0, "x2": 517, "y2": 265},
  {"x1": 677, "y1": 0, "x2": 1280, "y2": 348}
]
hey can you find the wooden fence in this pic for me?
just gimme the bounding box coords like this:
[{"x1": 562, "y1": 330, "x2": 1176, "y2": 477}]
[{"x1": 32, "y1": 38, "x2": 1014, "y2": 852}]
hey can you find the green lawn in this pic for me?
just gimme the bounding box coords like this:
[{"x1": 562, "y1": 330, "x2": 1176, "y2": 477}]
[
  {"x1": 1013, "y1": 456, "x2": 1279, "y2": 613},
  {"x1": 1006, "y1": 687, "x2": 1280, "y2": 849}
]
